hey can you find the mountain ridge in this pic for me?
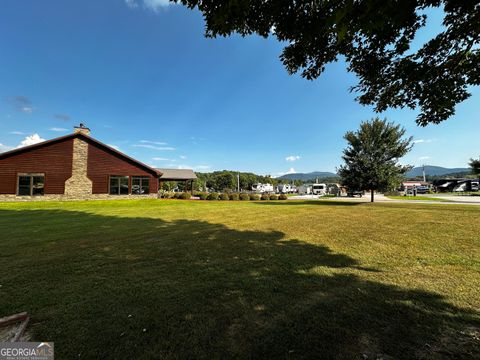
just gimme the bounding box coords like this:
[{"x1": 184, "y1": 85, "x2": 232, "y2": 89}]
[{"x1": 276, "y1": 166, "x2": 470, "y2": 181}]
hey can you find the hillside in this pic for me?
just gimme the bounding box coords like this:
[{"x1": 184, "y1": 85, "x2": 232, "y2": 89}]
[
  {"x1": 277, "y1": 171, "x2": 338, "y2": 181},
  {"x1": 406, "y1": 166, "x2": 470, "y2": 178}
]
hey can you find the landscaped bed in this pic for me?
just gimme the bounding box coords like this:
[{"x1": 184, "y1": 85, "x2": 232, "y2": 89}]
[{"x1": 0, "y1": 200, "x2": 479, "y2": 359}]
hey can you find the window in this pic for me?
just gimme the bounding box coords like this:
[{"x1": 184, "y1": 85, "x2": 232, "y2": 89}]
[
  {"x1": 17, "y1": 174, "x2": 45, "y2": 196},
  {"x1": 132, "y1": 177, "x2": 150, "y2": 195},
  {"x1": 109, "y1": 176, "x2": 129, "y2": 195}
]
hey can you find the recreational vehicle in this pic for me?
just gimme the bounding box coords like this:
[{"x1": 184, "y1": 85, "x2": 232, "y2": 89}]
[
  {"x1": 311, "y1": 183, "x2": 327, "y2": 195},
  {"x1": 252, "y1": 183, "x2": 274, "y2": 193}
]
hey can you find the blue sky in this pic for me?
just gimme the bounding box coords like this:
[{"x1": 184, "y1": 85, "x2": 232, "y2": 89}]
[{"x1": 1, "y1": 1, "x2": 478, "y2": 175}]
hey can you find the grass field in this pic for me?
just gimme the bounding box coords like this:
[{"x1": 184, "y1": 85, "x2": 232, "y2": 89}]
[{"x1": 0, "y1": 200, "x2": 479, "y2": 359}]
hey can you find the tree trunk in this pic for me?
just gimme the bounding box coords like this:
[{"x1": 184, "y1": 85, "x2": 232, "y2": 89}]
[{"x1": 371, "y1": 189, "x2": 374, "y2": 203}]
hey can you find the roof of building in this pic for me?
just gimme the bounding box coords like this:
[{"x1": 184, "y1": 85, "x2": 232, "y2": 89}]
[
  {"x1": 156, "y1": 168, "x2": 197, "y2": 180},
  {"x1": 0, "y1": 132, "x2": 161, "y2": 177}
]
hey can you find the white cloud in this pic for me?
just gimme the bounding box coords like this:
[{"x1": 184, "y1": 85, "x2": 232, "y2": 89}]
[
  {"x1": 8, "y1": 96, "x2": 35, "y2": 114},
  {"x1": 179, "y1": 155, "x2": 187, "y2": 159},
  {"x1": 152, "y1": 157, "x2": 173, "y2": 161},
  {"x1": 418, "y1": 156, "x2": 431, "y2": 160},
  {"x1": 413, "y1": 139, "x2": 434, "y2": 144},
  {"x1": 125, "y1": 0, "x2": 138, "y2": 8},
  {"x1": 171, "y1": 164, "x2": 211, "y2": 170},
  {"x1": 140, "y1": 140, "x2": 167, "y2": 145},
  {"x1": 107, "y1": 144, "x2": 121, "y2": 151},
  {"x1": 276, "y1": 168, "x2": 297, "y2": 176},
  {"x1": 10, "y1": 131, "x2": 25, "y2": 135},
  {"x1": 0, "y1": 143, "x2": 13, "y2": 153},
  {"x1": 17, "y1": 134, "x2": 45, "y2": 148},
  {"x1": 132, "y1": 144, "x2": 175, "y2": 151},
  {"x1": 49, "y1": 127, "x2": 68, "y2": 132},
  {"x1": 285, "y1": 155, "x2": 301, "y2": 162},
  {"x1": 125, "y1": 0, "x2": 173, "y2": 11}
]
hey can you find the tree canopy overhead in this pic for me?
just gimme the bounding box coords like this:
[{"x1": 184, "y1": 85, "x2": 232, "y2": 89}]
[{"x1": 177, "y1": 0, "x2": 480, "y2": 126}]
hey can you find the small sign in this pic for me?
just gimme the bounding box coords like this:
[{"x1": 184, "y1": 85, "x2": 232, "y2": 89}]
[{"x1": 0, "y1": 342, "x2": 54, "y2": 360}]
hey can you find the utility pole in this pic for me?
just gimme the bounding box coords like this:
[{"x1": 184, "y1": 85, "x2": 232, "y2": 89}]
[
  {"x1": 422, "y1": 164, "x2": 426, "y2": 183},
  {"x1": 237, "y1": 172, "x2": 240, "y2": 193}
]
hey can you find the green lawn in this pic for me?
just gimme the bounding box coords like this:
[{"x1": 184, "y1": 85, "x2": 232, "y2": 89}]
[
  {"x1": 0, "y1": 200, "x2": 479, "y2": 359},
  {"x1": 387, "y1": 195, "x2": 452, "y2": 202}
]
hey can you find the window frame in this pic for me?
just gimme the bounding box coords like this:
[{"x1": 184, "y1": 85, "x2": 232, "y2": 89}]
[
  {"x1": 108, "y1": 175, "x2": 130, "y2": 195},
  {"x1": 131, "y1": 176, "x2": 150, "y2": 195},
  {"x1": 17, "y1": 173, "x2": 45, "y2": 196}
]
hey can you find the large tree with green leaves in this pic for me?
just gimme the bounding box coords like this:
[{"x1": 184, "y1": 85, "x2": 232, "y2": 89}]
[
  {"x1": 469, "y1": 157, "x2": 480, "y2": 175},
  {"x1": 177, "y1": 0, "x2": 479, "y2": 125},
  {"x1": 338, "y1": 118, "x2": 413, "y2": 202}
]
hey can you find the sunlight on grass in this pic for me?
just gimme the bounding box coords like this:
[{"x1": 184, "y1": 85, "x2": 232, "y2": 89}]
[{"x1": 0, "y1": 199, "x2": 478, "y2": 359}]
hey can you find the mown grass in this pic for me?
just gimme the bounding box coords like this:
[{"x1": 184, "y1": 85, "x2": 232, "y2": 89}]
[
  {"x1": 0, "y1": 199, "x2": 479, "y2": 359},
  {"x1": 387, "y1": 195, "x2": 452, "y2": 202}
]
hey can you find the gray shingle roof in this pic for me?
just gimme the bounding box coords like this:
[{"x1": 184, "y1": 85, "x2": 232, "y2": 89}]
[{"x1": 156, "y1": 168, "x2": 197, "y2": 180}]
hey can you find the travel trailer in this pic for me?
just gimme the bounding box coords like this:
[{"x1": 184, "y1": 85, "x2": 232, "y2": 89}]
[
  {"x1": 252, "y1": 183, "x2": 274, "y2": 193},
  {"x1": 433, "y1": 179, "x2": 480, "y2": 192},
  {"x1": 276, "y1": 183, "x2": 297, "y2": 194},
  {"x1": 297, "y1": 184, "x2": 311, "y2": 195}
]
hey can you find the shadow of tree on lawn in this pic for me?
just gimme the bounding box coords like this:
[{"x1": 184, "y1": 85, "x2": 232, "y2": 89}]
[{"x1": 0, "y1": 209, "x2": 478, "y2": 359}]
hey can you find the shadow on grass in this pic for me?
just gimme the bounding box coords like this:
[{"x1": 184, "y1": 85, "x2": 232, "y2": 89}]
[{"x1": 0, "y1": 209, "x2": 478, "y2": 359}]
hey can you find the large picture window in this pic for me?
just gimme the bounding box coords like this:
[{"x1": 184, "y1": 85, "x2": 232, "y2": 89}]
[
  {"x1": 109, "y1": 176, "x2": 129, "y2": 195},
  {"x1": 131, "y1": 177, "x2": 150, "y2": 195},
  {"x1": 17, "y1": 173, "x2": 45, "y2": 196}
]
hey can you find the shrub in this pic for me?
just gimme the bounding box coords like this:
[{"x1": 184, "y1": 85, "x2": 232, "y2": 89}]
[
  {"x1": 207, "y1": 192, "x2": 219, "y2": 200},
  {"x1": 249, "y1": 194, "x2": 260, "y2": 201},
  {"x1": 162, "y1": 191, "x2": 175, "y2": 199},
  {"x1": 229, "y1": 193, "x2": 239, "y2": 201},
  {"x1": 197, "y1": 192, "x2": 208, "y2": 200},
  {"x1": 269, "y1": 194, "x2": 278, "y2": 200},
  {"x1": 179, "y1": 192, "x2": 191, "y2": 200},
  {"x1": 239, "y1": 193, "x2": 250, "y2": 201},
  {"x1": 278, "y1": 194, "x2": 288, "y2": 200},
  {"x1": 261, "y1": 194, "x2": 270, "y2": 200},
  {"x1": 173, "y1": 192, "x2": 182, "y2": 199},
  {"x1": 219, "y1": 193, "x2": 230, "y2": 200}
]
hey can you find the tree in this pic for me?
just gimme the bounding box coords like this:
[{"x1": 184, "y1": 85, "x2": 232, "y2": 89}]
[
  {"x1": 470, "y1": 157, "x2": 480, "y2": 175},
  {"x1": 338, "y1": 118, "x2": 413, "y2": 202},
  {"x1": 177, "y1": 1, "x2": 480, "y2": 126}
]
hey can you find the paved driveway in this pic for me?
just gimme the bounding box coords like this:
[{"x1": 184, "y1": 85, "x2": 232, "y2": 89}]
[{"x1": 289, "y1": 193, "x2": 480, "y2": 205}]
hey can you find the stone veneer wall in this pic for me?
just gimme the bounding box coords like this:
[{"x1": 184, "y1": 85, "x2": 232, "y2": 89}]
[
  {"x1": 64, "y1": 137, "x2": 93, "y2": 197},
  {"x1": 0, "y1": 194, "x2": 158, "y2": 202}
]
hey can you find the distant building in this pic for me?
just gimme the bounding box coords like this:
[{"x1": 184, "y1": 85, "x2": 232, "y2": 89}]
[{"x1": 0, "y1": 126, "x2": 196, "y2": 201}]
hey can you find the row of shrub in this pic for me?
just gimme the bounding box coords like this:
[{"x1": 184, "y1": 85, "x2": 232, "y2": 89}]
[{"x1": 163, "y1": 192, "x2": 288, "y2": 201}]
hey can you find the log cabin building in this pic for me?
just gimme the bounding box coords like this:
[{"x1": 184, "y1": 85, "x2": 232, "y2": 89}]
[{"x1": 0, "y1": 125, "x2": 196, "y2": 201}]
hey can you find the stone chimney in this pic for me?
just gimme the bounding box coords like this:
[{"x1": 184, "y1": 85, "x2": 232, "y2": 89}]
[
  {"x1": 65, "y1": 123, "x2": 93, "y2": 197},
  {"x1": 73, "y1": 123, "x2": 91, "y2": 136}
]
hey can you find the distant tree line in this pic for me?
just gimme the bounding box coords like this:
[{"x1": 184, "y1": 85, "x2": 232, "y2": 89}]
[{"x1": 195, "y1": 171, "x2": 277, "y2": 192}]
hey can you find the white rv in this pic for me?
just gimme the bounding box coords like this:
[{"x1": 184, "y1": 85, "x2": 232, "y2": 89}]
[
  {"x1": 312, "y1": 183, "x2": 327, "y2": 195},
  {"x1": 297, "y1": 184, "x2": 312, "y2": 195},
  {"x1": 252, "y1": 183, "x2": 274, "y2": 193},
  {"x1": 277, "y1": 183, "x2": 292, "y2": 193}
]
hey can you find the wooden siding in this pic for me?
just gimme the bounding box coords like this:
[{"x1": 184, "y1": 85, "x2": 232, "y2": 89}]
[
  {"x1": 87, "y1": 140, "x2": 158, "y2": 194},
  {"x1": 0, "y1": 139, "x2": 73, "y2": 194}
]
